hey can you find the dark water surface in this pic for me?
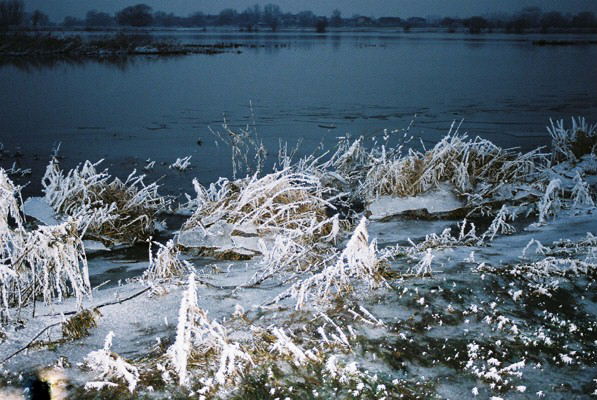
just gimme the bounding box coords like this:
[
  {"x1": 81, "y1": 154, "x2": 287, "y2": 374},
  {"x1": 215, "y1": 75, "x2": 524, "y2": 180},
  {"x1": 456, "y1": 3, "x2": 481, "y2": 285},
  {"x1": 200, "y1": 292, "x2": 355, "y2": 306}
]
[{"x1": 1, "y1": 30, "x2": 596, "y2": 196}]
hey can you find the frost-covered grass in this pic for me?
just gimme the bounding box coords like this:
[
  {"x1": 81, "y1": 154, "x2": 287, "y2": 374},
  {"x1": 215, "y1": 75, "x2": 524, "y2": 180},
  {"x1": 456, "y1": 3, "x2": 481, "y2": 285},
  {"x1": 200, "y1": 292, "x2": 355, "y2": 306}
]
[
  {"x1": 0, "y1": 117, "x2": 596, "y2": 399},
  {"x1": 84, "y1": 331, "x2": 140, "y2": 393},
  {"x1": 209, "y1": 116, "x2": 267, "y2": 179},
  {"x1": 358, "y1": 124, "x2": 544, "y2": 205},
  {"x1": 270, "y1": 217, "x2": 387, "y2": 310},
  {"x1": 179, "y1": 168, "x2": 341, "y2": 260},
  {"x1": 183, "y1": 169, "x2": 334, "y2": 237},
  {"x1": 143, "y1": 240, "x2": 193, "y2": 281},
  {"x1": 170, "y1": 156, "x2": 192, "y2": 172},
  {"x1": 42, "y1": 158, "x2": 169, "y2": 245},
  {"x1": 548, "y1": 116, "x2": 597, "y2": 163},
  {"x1": 1, "y1": 170, "x2": 90, "y2": 323}
]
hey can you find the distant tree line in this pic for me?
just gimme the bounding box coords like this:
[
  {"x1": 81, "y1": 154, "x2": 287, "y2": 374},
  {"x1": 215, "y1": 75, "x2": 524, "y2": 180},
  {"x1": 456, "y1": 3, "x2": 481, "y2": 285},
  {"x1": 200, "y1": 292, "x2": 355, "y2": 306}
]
[
  {"x1": 63, "y1": 3, "x2": 334, "y2": 32},
  {"x1": 0, "y1": 0, "x2": 49, "y2": 28},
  {"x1": 1, "y1": 1, "x2": 596, "y2": 34},
  {"x1": 454, "y1": 7, "x2": 597, "y2": 34}
]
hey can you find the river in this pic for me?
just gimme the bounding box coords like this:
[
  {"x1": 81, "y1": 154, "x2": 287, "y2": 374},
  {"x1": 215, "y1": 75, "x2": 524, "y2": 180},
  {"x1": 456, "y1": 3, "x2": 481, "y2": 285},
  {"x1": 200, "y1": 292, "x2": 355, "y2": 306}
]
[{"x1": 1, "y1": 30, "x2": 596, "y2": 196}]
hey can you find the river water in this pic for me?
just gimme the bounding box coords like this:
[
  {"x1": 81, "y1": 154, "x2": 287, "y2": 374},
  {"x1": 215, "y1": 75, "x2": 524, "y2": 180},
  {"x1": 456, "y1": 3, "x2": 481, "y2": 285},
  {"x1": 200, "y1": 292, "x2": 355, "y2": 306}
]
[{"x1": 1, "y1": 30, "x2": 596, "y2": 196}]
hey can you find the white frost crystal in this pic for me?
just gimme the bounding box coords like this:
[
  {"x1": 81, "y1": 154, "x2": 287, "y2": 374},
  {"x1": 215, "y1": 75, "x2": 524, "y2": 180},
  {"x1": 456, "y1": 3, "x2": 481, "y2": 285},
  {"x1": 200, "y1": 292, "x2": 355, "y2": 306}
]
[
  {"x1": 167, "y1": 274, "x2": 252, "y2": 388},
  {"x1": 84, "y1": 331, "x2": 140, "y2": 393},
  {"x1": 274, "y1": 217, "x2": 385, "y2": 310}
]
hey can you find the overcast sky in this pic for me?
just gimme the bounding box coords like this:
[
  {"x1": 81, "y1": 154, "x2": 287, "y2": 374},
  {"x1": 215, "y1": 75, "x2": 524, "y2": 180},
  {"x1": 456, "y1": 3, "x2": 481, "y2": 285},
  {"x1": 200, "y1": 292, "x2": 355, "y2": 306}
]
[{"x1": 25, "y1": 0, "x2": 597, "y2": 21}]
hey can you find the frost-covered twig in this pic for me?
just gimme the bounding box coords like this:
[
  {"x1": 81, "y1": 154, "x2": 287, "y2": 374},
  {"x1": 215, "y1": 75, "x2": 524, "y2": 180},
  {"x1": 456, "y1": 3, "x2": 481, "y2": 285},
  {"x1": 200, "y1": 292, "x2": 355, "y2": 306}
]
[
  {"x1": 0, "y1": 169, "x2": 24, "y2": 231},
  {"x1": 412, "y1": 249, "x2": 434, "y2": 276},
  {"x1": 210, "y1": 115, "x2": 266, "y2": 179},
  {"x1": 4, "y1": 162, "x2": 31, "y2": 178},
  {"x1": 482, "y1": 205, "x2": 516, "y2": 242},
  {"x1": 169, "y1": 156, "x2": 192, "y2": 171},
  {"x1": 84, "y1": 331, "x2": 140, "y2": 393},
  {"x1": 548, "y1": 116, "x2": 596, "y2": 163},
  {"x1": 537, "y1": 179, "x2": 562, "y2": 224},
  {"x1": 380, "y1": 219, "x2": 479, "y2": 263},
  {"x1": 521, "y1": 239, "x2": 548, "y2": 259},
  {"x1": 270, "y1": 327, "x2": 319, "y2": 366},
  {"x1": 143, "y1": 240, "x2": 193, "y2": 281},
  {"x1": 571, "y1": 172, "x2": 594, "y2": 208},
  {"x1": 270, "y1": 217, "x2": 386, "y2": 310},
  {"x1": 143, "y1": 159, "x2": 156, "y2": 171},
  {"x1": 167, "y1": 274, "x2": 252, "y2": 389}
]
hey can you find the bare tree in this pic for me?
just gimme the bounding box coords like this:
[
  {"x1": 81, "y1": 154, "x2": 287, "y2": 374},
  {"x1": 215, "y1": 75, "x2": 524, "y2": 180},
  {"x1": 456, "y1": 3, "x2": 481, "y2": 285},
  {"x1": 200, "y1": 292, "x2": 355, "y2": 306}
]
[
  {"x1": 330, "y1": 9, "x2": 342, "y2": 27},
  {"x1": 31, "y1": 10, "x2": 49, "y2": 27},
  {"x1": 465, "y1": 16, "x2": 488, "y2": 34},
  {"x1": 240, "y1": 4, "x2": 260, "y2": 31},
  {"x1": 86, "y1": 10, "x2": 114, "y2": 27},
  {"x1": 116, "y1": 4, "x2": 153, "y2": 27},
  {"x1": 297, "y1": 10, "x2": 315, "y2": 27},
  {"x1": 315, "y1": 17, "x2": 328, "y2": 33},
  {"x1": 263, "y1": 3, "x2": 281, "y2": 31},
  {"x1": 0, "y1": 0, "x2": 24, "y2": 27},
  {"x1": 217, "y1": 8, "x2": 237, "y2": 26}
]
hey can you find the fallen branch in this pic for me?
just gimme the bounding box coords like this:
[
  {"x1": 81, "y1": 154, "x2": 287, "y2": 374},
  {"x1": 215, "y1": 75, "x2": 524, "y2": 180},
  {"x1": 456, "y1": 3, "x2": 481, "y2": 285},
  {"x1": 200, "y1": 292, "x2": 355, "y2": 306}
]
[
  {"x1": 1, "y1": 321, "x2": 61, "y2": 364},
  {"x1": 39, "y1": 286, "x2": 153, "y2": 318},
  {"x1": 0, "y1": 287, "x2": 153, "y2": 364}
]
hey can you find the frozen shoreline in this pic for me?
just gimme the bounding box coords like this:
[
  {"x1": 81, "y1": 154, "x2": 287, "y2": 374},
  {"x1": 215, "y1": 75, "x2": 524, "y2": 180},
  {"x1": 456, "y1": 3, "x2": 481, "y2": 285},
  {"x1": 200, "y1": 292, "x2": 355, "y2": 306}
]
[{"x1": 1, "y1": 118, "x2": 596, "y2": 399}]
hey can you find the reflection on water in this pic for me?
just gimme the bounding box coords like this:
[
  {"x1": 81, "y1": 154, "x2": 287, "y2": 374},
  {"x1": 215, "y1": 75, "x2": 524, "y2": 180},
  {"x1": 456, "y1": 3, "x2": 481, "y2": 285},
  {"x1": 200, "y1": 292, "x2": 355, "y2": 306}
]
[
  {"x1": 0, "y1": 54, "x2": 142, "y2": 71},
  {"x1": 0, "y1": 30, "x2": 596, "y2": 197}
]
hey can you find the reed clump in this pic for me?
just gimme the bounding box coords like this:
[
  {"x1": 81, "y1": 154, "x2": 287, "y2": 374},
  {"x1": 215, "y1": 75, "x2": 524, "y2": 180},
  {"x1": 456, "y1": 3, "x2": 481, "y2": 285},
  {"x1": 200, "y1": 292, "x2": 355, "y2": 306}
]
[
  {"x1": 360, "y1": 129, "x2": 544, "y2": 205},
  {"x1": 62, "y1": 308, "x2": 101, "y2": 340},
  {"x1": 182, "y1": 169, "x2": 336, "y2": 243},
  {"x1": 42, "y1": 159, "x2": 168, "y2": 245},
  {"x1": 548, "y1": 117, "x2": 597, "y2": 163},
  {"x1": 1, "y1": 169, "x2": 91, "y2": 324}
]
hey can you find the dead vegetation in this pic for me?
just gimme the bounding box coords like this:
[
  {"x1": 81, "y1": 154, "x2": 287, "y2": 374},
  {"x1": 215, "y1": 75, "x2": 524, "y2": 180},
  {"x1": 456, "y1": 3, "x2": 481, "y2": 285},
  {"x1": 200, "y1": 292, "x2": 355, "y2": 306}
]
[
  {"x1": 359, "y1": 127, "x2": 545, "y2": 206},
  {"x1": 143, "y1": 240, "x2": 193, "y2": 281},
  {"x1": 1, "y1": 169, "x2": 91, "y2": 324},
  {"x1": 269, "y1": 217, "x2": 388, "y2": 310},
  {"x1": 183, "y1": 169, "x2": 333, "y2": 236},
  {"x1": 84, "y1": 331, "x2": 140, "y2": 393},
  {"x1": 62, "y1": 308, "x2": 101, "y2": 340},
  {"x1": 178, "y1": 169, "x2": 341, "y2": 260},
  {"x1": 548, "y1": 116, "x2": 597, "y2": 163},
  {"x1": 1, "y1": 117, "x2": 596, "y2": 399},
  {"x1": 42, "y1": 158, "x2": 169, "y2": 245}
]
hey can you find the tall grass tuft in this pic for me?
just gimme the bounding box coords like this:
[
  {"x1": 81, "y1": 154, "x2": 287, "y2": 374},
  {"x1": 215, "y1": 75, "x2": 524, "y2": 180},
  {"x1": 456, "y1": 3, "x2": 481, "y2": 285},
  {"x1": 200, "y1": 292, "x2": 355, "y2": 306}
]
[{"x1": 42, "y1": 159, "x2": 168, "y2": 245}]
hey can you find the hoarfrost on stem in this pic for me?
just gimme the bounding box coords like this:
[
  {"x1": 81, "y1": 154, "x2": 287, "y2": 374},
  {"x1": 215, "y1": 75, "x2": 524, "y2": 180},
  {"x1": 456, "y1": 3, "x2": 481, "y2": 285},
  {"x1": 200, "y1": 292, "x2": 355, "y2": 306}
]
[
  {"x1": 84, "y1": 331, "x2": 140, "y2": 393},
  {"x1": 144, "y1": 239, "x2": 193, "y2": 281},
  {"x1": 272, "y1": 217, "x2": 386, "y2": 310},
  {"x1": 167, "y1": 273, "x2": 252, "y2": 389},
  {"x1": 170, "y1": 156, "x2": 192, "y2": 171}
]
